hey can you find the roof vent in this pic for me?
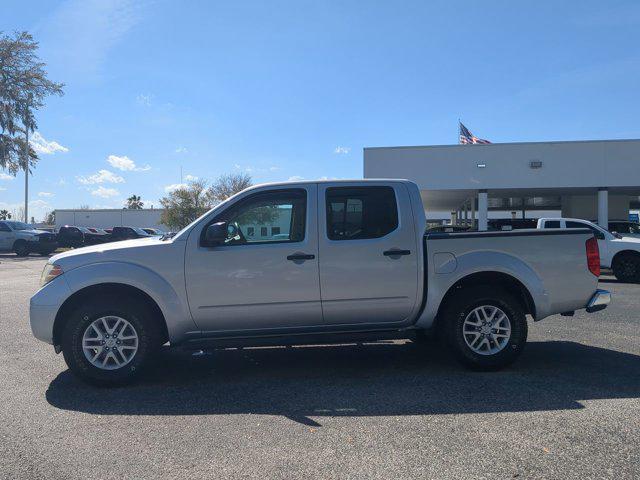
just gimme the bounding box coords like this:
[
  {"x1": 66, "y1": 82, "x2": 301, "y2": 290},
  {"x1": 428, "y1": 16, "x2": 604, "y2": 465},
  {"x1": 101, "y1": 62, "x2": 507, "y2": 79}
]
[{"x1": 529, "y1": 160, "x2": 543, "y2": 169}]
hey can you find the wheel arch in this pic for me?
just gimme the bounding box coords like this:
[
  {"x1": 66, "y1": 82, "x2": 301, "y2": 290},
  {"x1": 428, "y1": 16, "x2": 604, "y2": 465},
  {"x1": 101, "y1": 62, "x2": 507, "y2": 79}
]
[
  {"x1": 52, "y1": 283, "x2": 169, "y2": 347},
  {"x1": 611, "y1": 249, "x2": 640, "y2": 266},
  {"x1": 433, "y1": 271, "x2": 535, "y2": 332}
]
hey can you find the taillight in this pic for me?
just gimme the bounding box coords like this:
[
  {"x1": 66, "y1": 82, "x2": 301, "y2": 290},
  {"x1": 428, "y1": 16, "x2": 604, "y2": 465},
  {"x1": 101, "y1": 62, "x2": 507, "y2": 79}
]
[{"x1": 586, "y1": 236, "x2": 600, "y2": 277}]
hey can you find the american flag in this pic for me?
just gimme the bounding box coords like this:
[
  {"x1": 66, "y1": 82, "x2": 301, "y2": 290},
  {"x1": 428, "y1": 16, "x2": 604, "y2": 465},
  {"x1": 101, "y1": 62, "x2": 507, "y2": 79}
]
[{"x1": 459, "y1": 122, "x2": 491, "y2": 144}]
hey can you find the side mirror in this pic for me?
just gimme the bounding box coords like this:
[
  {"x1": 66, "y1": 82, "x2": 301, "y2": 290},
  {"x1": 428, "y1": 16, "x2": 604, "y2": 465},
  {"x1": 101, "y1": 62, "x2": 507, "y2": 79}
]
[{"x1": 204, "y1": 222, "x2": 227, "y2": 247}]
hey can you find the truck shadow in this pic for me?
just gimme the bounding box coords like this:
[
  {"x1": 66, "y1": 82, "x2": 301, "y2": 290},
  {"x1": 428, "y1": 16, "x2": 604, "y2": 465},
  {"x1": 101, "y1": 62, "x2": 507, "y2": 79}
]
[{"x1": 46, "y1": 341, "x2": 640, "y2": 426}]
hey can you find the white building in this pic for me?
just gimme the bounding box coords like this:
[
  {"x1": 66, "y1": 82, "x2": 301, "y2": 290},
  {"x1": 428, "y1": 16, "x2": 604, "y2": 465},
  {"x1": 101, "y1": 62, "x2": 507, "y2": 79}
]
[
  {"x1": 364, "y1": 139, "x2": 640, "y2": 230},
  {"x1": 55, "y1": 208, "x2": 166, "y2": 231}
]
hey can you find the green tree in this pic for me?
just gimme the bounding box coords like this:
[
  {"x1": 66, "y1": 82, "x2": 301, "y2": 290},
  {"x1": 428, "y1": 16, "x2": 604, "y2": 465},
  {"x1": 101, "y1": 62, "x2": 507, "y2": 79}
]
[
  {"x1": 126, "y1": 194, "x2": 144, "y2": 209},
  {"x1": 0, "y1": 209, "x2": 11, "y2": 220},
  {"x1": 160, "y1": 180, "x2": 214, "y2": 230},
  {"x1": 0, "y1": 32, "x2": 64, "y2": 175}
]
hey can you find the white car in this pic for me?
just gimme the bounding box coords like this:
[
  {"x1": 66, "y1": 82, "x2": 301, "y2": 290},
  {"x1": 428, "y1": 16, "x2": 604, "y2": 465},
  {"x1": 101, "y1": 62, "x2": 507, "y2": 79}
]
[{"x1": 538, "y1": 217, "x2": 640, "y2": 282}]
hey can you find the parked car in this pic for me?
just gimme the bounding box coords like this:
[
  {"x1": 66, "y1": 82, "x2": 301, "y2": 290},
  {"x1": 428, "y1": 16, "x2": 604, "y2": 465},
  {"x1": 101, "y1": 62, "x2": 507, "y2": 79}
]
[
  {"x1": 88, "y1": 227, "x2": 111, "y2": 236},
  {"x1": 538, "y1": 217, "x2": 640, "y2": 282},
  {"x1": 57, "y1": 226, "x2": 110, "y2": 248},
  {"x1": 0, "y1": 220, "x2": 57, "y2": 256},
  {"x1": 427, "y1": 225, "x2": 471, "y2": 233},
  {"x1": 110, "y1": 226, "x2": 154, "y2": 241},
  {"x1": 488, "y1": 218, "x2": 538, "y2": 230},
  {"x1": 31, "y1": 180, "x2": 609, "y2": 385},
  {"x1": 141, "y1": 228, "x2": 164, "y2": 236},
  {"x1": 605, "y1": 220, "x2": 640, "y2": 238}
]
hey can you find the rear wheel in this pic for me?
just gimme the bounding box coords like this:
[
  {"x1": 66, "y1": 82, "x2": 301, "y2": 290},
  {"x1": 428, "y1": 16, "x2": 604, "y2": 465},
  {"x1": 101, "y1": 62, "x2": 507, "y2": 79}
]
[
  {"x1": 612, "y1": 253, "x2": 640, "y2": 283},
  {"x1": 13, "y1": 240, "x2": 29, "y2": 257},
  {"x1": 442, "y1": 286, "x2": 528, "y2": 370},
  {"x1": 61, "y1": 295, "x2": 162, "y2": 386}
]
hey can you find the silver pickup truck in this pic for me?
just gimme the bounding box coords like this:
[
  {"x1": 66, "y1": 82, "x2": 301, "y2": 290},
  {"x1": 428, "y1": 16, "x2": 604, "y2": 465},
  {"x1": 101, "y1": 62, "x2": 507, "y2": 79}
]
[{"x1": 30, "y1": 180, "x2": 610, "y2": 385}]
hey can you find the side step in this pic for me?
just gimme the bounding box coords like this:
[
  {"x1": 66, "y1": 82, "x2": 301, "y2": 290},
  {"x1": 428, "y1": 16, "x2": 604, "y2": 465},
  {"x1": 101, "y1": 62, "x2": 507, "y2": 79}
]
[{"x1": 179, "y1": 329, "x2": 419, "y2": 352}]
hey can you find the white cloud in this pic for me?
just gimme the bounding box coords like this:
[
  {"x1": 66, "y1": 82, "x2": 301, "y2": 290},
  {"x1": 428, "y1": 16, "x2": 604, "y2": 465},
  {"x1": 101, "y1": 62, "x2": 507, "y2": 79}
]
[
  {"x1": 30, "y1": 132, "x2": 69, "y2": 155},
  {"x1": 288, "y1": 176, "x2": 304, "y2": 181},
  {"x1": 334, "y1": 146, "x2": 351, "y2": 155},
  {"x1": 0, "y1": 173, "x2": 14, "y2": 180},
  {"x1": 269, "y1": 166, "x2": 280, "y2": 172},
  {"x1": 0, "y1": 187, "x2": 5, "y2": 191},
  {"x1": 77, "y1": 169, "x2": 125, "y2": 185},
  {"x1": 91, "y1": 186, "x2": 119, "y2": 198},
  {"x1": 164, "y1": 183, "x2": 187, "y2": 193},
  {"x1": 57, "y1": 178, "x2": 67, "y2": 186},
  {"x1": 175, "y1": 147, "x2": 188, "y2": 154},
  {"x1": 38, "y1": 192, "x2": 55, "y2": 198},
  {"x1": 184, "y1": 174, "x2": 198, "y2": 181},
  {"x1": 29, "y1": 199, "x2": 50, "y2": 208},
  {"x1": 136, "y1": 93, "x2": 153, "y2": 106},
  {"x1": 107, "y1": 154, "x2": 150, "y2": 172}
]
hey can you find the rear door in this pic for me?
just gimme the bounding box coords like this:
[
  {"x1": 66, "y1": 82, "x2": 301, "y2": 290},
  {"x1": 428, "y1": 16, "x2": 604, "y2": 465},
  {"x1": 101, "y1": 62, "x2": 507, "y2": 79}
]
[{"x1": 318, "y1": 183, "x2": 419, "y2": 325}]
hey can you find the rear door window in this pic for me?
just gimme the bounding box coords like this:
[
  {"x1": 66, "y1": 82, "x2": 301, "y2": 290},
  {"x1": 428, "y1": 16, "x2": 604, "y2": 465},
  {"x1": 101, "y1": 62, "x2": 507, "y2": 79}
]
[
  {"x1": 544, "y1": 220, "x2": 560, "y2": 228},
  {"x1": 326, "y1": 186, "x2": 398, "y2": 240}
]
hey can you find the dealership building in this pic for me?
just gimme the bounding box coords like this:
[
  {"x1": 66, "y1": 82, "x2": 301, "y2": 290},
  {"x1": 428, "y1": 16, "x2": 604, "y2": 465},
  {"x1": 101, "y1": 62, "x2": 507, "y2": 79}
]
[{"x1": 364, "y1": 138, "x2": 640, "y2": 230}]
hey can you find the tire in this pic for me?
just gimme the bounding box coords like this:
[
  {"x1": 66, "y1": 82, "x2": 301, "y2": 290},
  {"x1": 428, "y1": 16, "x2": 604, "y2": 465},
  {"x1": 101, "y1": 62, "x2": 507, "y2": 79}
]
[
  {"x1": 13, "y1": 240, "x2": 29, "y2": 257},
  {"x1": 61, "y1": 294, "x2": 163, "y2": 386},
  {"x1": 442, "y1": 286, "x2": 528, "y2": 371},
  {"x1": 612, "y1": 253, "x2": 640, "y2": 283}
]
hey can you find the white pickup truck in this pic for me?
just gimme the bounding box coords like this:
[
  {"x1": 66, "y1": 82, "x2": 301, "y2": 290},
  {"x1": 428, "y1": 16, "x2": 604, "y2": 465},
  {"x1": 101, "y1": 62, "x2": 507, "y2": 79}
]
[
  {"x1": 538, "y1": 217, "x2": 640, "y2": 282},
  {"x1": 30, "y1": 180, "x2": 610, "y2": 385}
]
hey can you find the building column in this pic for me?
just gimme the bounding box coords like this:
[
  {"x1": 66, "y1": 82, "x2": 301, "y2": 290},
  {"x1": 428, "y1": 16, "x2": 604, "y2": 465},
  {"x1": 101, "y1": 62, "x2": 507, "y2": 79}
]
[
  {"x1": 478, "y1": 190, "x2": 488, "y2": 231},
  {"x1": 598, "y1": 188, "x2": 608, "y2": 228},
  {"x1": 450, "y1": 211, "x2": 456, "y2": 225},
  {"x1": 470, "y1": 199, "x2": 476, "y2": 229},
  {"x1": 463, "y1": 203, "x2": 468, "y2": 226}
]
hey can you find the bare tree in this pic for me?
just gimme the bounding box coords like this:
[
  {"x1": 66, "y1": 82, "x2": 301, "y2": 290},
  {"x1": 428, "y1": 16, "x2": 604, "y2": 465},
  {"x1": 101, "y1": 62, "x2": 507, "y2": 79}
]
[{"x1": 209, "y1": 172, "x2": 252, "y2": 203}]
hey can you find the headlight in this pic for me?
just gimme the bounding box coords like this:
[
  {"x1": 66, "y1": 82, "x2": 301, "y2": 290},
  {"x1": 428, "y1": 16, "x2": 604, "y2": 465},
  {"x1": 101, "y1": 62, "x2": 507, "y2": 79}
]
[{"x1": 40, "y1": 263, "x2": 63, "y2": 286}]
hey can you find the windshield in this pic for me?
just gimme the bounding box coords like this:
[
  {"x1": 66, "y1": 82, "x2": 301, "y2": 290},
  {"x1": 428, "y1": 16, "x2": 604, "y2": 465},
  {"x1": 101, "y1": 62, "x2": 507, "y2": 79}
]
[
  {"x1": 132, "y1": 227, "x2": 150, "y2": 235},
  {"x1": 7, "y1": 221, "x2": 32, "y2": 231},
  {"x1": 78, "y1": 227, "x2": 92, "y2": 233}
]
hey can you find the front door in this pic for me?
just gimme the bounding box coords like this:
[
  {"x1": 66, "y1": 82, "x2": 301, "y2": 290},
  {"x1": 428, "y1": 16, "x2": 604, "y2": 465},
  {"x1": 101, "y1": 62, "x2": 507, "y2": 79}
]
[
  {"x1": 184, "y1": 185, "x2": 322, "y2": 334},
  {"x1": 318, "y1": 183, "x2": 420, "y2": 325}
]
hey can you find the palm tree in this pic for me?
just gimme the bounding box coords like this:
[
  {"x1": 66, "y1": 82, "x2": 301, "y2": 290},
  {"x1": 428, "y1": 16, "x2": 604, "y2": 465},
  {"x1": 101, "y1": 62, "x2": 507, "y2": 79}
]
[
  {"x1": 0, "y1": 209, "x2": 11, "y2": 220},
  {"x1": 126, "y1": 194, "x2": 144, "y2": 210}
]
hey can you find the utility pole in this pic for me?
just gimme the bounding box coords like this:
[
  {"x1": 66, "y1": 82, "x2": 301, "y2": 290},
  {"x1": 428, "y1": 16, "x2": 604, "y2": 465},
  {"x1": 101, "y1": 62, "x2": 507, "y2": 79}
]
[{"x1": 24, "y1": 125, "x2": 29, "y2": 223}]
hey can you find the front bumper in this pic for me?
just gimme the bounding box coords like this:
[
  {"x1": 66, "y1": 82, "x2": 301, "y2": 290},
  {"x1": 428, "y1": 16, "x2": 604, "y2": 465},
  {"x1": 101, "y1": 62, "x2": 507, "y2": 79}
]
[
  {"x1": 586, "y1": 289, "x2": 611, "y2": 313},
  {"x1": 29, "y1": 276, "x2": 71, "y2": 344}
]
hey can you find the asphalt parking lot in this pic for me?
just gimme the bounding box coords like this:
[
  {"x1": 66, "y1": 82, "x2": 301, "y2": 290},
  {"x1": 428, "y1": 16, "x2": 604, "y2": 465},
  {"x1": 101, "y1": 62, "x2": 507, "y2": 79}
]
[{"x1": 1, "y1": 254, "x2": 639, "y2": 479}]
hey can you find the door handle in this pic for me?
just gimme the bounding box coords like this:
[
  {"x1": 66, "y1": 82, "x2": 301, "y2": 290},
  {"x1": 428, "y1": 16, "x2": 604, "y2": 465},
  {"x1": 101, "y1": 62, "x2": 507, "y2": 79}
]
[
  {"x1": 287, "y1": 253, "x2": 315, "y2": 261},
  {"x1": 383, "y1": 249, "x2": 411, "y2": 256}
]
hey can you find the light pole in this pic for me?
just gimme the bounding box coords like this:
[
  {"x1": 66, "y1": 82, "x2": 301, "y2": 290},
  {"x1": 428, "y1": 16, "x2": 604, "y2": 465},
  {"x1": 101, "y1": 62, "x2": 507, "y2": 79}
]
[{"x1": 24, "y1": 125, "x2": 29, "y2": 223}]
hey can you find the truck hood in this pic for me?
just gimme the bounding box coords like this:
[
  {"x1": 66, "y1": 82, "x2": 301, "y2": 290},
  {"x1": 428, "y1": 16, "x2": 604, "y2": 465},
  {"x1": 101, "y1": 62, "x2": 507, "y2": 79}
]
[
  {"x1": 612, "y1": 236, "x2": 640, "y2": 245},
  {"x1": 50, "y1": 236, "x2": 167, "y2": 269},
  {"x1": 18, "y1": 228, "x2": 50, "y2": 236}
]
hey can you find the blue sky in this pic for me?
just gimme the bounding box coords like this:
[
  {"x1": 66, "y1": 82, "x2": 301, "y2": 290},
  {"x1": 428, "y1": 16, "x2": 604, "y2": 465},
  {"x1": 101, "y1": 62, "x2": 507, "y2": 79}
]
[{"x1": 1, "y1": 0, "x2": 639, "y2": 220}]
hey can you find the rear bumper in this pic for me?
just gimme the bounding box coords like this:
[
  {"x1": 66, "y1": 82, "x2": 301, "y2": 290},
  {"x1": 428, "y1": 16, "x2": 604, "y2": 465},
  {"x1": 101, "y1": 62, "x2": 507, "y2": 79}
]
[{"x1": 586, "y1": 289, "x2": 611, "y2": 313}]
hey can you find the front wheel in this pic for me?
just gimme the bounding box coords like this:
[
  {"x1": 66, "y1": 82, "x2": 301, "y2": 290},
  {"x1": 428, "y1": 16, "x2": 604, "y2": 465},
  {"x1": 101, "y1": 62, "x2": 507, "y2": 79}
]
[
  {"x1": 13, "y1": 240, "x2": 29, "y2": 257},
  {"x1": 442, "y1": 286, "x2": 528, "y2": 371},
  {"x1": 61, "y1": 295, "x2": 162, "y2": 386}
]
